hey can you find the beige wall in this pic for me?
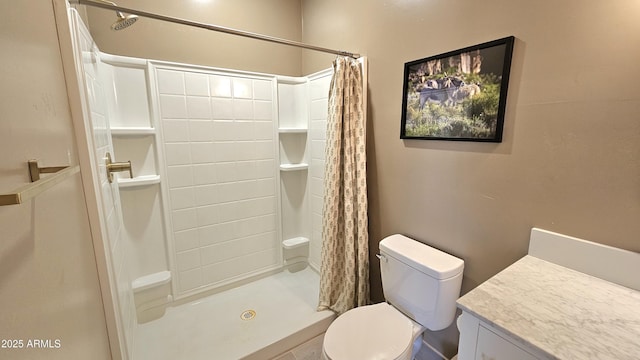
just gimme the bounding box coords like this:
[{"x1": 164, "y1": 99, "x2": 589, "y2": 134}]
[
  {"x1": 86, "y1": 0, "x2": 303, "y2": 76},
  {"x1": 301, "y1": 0, "x2": 640, "y2": 355},
  {"x1": 0, "y1": 1, "x2": 111, "y2": 359}
]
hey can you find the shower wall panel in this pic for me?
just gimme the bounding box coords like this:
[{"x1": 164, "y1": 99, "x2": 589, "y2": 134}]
[
  {"x1": 65, "y1": 12, "x2": 137, "y2": 357},
  {"x1": 308, "y1": 71, "x2": 332, "y2": 271},
  {"x1": 154, "y1": 66, "x2": 280, "y2": 296}
]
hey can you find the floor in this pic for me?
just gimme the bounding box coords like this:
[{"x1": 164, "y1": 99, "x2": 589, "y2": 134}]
[{"x1": 133, "y1": 267, "x2": 334, "y2": 360}]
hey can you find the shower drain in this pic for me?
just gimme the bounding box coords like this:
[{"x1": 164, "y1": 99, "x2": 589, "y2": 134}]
[{"x1": 240, "y1": 309, "x2": 256, "y2": 321}]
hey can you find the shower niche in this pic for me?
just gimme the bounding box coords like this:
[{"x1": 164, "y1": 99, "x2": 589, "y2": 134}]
[
  {"x1": 103, "y1": 56, "x2": 160, "y2": 187},
  {"x1": 100, "y1": 54, "x2": 172, "y2": 322},
  {"x1": 277, "y1": 77, "x2": 310, "y2": 272},
  {"x1": 277, "y1": 70, "x2": 332, "y2": 272}
]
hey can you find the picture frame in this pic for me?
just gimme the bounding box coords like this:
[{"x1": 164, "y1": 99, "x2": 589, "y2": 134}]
[{"x1": 400, "y1": 36, "x2": 515, "y2": 142}]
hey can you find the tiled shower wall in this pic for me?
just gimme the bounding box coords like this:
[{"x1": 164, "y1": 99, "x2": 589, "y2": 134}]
[
  {"x1": 308, "y1": 72, "x2": 332, "y2": 270},
  {"x1": 73, "y1": 15, "x2": 136, "y2": 357},
  {"x1": 155, "y1": 67, "x2": 280, "y2": 296}
]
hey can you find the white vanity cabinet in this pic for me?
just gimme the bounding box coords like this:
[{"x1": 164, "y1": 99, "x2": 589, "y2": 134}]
[
  {"x1": 456, "y1": 228, "x2": 640, "y2": 360},
  {"x1": 457, "y1": 312, "x2": 544, "y2": 360}
]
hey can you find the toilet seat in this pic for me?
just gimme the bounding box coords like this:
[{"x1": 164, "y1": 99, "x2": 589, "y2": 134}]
[{"x1": 323, "y1": 302, "x2": 416, "y2": 360}]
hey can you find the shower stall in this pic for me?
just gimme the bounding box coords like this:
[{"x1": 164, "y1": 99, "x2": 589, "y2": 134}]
[{"x1": 54, "y1": 2, "x2": 366, "y2": 359}]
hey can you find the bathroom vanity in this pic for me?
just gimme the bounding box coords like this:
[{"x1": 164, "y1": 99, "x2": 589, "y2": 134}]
[{"x1": 456, "y1": 228, "x2": 640, "y2": 360}]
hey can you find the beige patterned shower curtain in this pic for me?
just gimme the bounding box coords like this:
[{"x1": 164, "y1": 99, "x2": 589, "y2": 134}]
[{"x1": 318, "y1": 56, "x2": 369, "y2": 315}]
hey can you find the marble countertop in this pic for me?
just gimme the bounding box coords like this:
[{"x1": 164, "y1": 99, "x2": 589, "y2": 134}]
[{"x1": 457, "y1": 255, "x2": 640, "y2": 360}]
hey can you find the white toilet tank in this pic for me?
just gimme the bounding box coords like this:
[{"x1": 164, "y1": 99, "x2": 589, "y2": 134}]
[{"x1": 380, "y1": 234, "x2": 464, "y2": 331}]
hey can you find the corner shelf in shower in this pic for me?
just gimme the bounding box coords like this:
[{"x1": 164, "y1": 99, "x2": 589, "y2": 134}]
[
  {"x1": 117, "y1": 174, "x2": 161, "y2": 188},
  {"x1": 279, "y1": 163, "x2": 309, "y2": 171},
  {"x1": 278, "y1": 127, "x2": 307, "y2": 133},
  {"x1": 111, "y1": 127, "x2": 156, "y2": 136}
]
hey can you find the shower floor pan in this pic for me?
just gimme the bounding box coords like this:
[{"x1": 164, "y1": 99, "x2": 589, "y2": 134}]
[{"x1": 134, "y1": 267, "x2": 334, "y2": 360}]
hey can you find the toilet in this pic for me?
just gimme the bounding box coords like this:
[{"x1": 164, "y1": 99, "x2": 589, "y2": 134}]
[{"x1": 322, "y1": 234, "x2": 464, "y2": 360}]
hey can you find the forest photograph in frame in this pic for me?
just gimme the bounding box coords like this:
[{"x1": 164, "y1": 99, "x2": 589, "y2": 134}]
[{"x1": 400, "y1": 36, "x2": 514, "y2": 142}]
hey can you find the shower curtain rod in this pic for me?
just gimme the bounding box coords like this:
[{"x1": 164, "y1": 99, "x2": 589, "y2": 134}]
[{"x1": 71, "y1": 0, "x2": 360, "y2": 59}]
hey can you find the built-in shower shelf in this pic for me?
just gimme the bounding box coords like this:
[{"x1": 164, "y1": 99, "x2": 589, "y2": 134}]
[
  {"x1": 279, "y1": 163, "x2": 309, "y2": 171},
  {"x1": 118, "y1": 174, "x2": 161, "y2": 188},
  {"x1": 111, "y1": 127, "x2": 156, "y2": 136},
  {"x1": 282, "y1": 237, "x2": 309, "y2": 249},
  {"x1": 278, "y1": 127, "x2": 307, "y2": 133}
]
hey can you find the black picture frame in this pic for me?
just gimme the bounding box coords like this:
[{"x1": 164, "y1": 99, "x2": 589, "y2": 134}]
[{"x1": 400, "y1": 36, "x2": 515, "y2": 142}]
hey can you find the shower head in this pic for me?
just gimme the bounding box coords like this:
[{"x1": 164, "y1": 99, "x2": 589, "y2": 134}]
[
  {"x1": 111, "y1": 12, "x2": 138, "y2": 30},
  {"x1": 87, "y1": 0, "x2": 138, "y2": 31}
]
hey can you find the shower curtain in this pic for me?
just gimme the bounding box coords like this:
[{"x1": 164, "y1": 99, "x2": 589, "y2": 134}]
[{"x1": 318, "y1": 56, "x2": 369, "y2": 315}]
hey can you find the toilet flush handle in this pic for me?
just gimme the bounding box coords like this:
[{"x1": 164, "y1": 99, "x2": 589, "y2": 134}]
[{"x1": 376, "y1": 254, "x2": 387, "y2": 263}]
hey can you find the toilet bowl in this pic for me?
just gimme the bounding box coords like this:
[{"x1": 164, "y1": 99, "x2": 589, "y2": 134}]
[
  {"x1": 322, "y1": 302, "x2": 424, "y2": 360},
  {"x1": 321, "y1": 234, "x2": 464, "y2": 360}
]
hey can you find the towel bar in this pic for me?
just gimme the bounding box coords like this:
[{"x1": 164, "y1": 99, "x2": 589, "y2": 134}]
[{"x1": 0, "y1": 160, "x2": 80, "y2": 206}]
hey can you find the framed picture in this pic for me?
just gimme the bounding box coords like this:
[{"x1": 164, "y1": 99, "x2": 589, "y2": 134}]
[{"x1": 400, "y1": 36, "x2": 515, "y2": 142}]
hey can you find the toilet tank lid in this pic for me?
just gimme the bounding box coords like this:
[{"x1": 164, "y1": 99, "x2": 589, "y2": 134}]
[{"x1": 380, "y1": 234, "x2": 464, "y2": 280}]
